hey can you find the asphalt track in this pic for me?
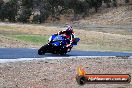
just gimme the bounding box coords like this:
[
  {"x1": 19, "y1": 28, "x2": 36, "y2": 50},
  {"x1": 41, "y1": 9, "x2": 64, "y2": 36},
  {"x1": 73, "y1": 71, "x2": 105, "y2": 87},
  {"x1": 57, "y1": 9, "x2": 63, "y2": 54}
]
[{"x1": 0, "y1": 48, "x2": 132, "y2": 59}]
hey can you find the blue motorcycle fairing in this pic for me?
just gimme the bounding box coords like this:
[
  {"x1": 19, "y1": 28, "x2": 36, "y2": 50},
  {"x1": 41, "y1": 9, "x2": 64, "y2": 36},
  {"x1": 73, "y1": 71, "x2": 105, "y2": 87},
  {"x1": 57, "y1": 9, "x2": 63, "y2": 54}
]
[
  {"x1": 51, "y1": 34, "x2": 68, "y2": 47},
  {"x1": 50, "y1": 34, "x2": 80, "y2": 47}
]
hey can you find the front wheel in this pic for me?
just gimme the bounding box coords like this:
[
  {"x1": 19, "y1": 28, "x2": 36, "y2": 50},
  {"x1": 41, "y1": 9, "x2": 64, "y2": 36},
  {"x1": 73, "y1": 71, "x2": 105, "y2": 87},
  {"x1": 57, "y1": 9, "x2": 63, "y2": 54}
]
[
  {"x1": 38, "y1": 49, "x2": 45, "y2": 55},
  {"x1": 38, "y1": 45, "x2": 47, "y2": 55}
]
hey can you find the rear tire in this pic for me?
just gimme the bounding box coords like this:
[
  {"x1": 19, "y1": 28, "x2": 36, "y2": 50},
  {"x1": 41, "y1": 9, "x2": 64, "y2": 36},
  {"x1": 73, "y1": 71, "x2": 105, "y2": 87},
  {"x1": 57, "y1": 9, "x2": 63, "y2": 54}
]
[
  {"x1": 59, "y1": 48, "x2": 67, "y2": 55},
  {"x1": 59, "y1": 52, "x2": 66, "y2": 55}
]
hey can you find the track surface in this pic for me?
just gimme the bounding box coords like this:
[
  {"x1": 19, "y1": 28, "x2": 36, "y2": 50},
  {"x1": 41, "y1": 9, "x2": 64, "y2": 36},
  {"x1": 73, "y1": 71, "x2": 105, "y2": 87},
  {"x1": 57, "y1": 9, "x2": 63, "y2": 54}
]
[{"x1": 0, "y1": 48, "x2": 132, "y2": 59}]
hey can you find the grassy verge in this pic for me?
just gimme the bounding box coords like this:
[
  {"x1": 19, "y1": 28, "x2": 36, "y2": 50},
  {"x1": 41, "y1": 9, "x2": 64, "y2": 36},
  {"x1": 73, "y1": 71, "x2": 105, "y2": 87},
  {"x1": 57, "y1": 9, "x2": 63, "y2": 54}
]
[
  {"x1": 9, "y1": 35, "x2": 50, "y2": 45},
  {"x1": 6, "y1": 34, "x2": 132, "y2": 52}
]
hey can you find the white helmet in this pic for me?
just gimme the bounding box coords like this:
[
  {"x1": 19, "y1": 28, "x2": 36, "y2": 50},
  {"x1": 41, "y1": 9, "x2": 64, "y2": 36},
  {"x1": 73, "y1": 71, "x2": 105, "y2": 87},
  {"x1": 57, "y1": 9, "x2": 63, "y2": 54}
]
[{"x1": 66, "y1": 25, "x2": 73, "y2": 32}]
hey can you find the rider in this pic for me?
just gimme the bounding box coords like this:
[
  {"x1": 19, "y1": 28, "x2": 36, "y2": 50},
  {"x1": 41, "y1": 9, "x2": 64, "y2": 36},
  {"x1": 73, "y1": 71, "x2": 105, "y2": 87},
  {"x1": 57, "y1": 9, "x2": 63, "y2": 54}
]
[
  {"x1": 48, "y1": 25, "x2": 75, "y2": 47},
  {"x1": 57, "y1": 25, "x2": 75, "y2": 46}
]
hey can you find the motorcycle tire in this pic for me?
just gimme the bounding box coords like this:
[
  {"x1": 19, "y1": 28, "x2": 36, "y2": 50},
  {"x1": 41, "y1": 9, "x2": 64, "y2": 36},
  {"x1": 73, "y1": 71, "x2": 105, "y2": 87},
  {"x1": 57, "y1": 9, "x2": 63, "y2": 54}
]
[
  {"x1": 59, "y1": 48, "x2": 67, "y2": 55},
  {"x1": 59, "y1": 52, "x2": 66, "y2": 55},
  {"x1": 38, "y1": 44, "x2": 48, "y2": 55}
]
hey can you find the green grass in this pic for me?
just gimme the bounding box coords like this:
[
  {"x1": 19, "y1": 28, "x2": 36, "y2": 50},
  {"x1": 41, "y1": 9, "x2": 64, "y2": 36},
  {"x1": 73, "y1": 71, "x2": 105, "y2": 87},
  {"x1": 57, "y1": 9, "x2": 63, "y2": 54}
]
[{"x1": 10, "y1": 35, "x2": 50, "y2": 45}]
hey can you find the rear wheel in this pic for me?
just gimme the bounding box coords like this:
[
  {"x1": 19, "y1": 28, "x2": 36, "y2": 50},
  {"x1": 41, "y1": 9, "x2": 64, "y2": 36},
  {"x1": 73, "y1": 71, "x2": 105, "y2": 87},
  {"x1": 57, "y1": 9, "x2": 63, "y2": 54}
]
[{"x1": 59, "y1": 52, "x2": 66, "y2": 55}]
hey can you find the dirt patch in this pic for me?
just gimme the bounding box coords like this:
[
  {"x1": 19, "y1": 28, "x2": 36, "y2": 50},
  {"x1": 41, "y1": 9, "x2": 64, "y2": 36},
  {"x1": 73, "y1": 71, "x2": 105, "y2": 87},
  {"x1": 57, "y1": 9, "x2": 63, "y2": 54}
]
[
  {"x1": 80, "y1": 5, "x2": 132, "y2": 25},
  {"x1": 0, "y1": 24, "x2": 60, "y2": 35},
  {"x1": 0, "y1": 57, "x2": 132, "y2": 88},
  {"x1": 75, "y1": 30, "x2": 132, "y2": 51}
]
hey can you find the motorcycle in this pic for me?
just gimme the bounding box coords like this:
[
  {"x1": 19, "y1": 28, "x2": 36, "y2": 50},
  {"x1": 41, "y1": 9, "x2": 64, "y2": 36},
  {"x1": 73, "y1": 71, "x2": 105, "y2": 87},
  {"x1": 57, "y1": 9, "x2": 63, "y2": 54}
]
[{"x1": 38, "y1": 34, "x2": 80, "y2": 55}]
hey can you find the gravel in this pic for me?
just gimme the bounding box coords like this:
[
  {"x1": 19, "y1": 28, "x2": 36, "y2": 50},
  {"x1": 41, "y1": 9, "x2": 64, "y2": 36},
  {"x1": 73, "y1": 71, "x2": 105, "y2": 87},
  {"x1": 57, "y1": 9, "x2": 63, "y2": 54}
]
[{"x1": 0, "y1": 57, "x2": 132, "y2": 88}]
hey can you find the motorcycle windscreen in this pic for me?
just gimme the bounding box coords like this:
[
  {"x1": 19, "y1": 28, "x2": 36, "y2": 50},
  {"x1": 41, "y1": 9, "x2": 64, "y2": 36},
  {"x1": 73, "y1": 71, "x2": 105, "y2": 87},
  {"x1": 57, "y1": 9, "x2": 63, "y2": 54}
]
[{"x1": 52, "y1": 35, "x2": 63, "y2": 42}]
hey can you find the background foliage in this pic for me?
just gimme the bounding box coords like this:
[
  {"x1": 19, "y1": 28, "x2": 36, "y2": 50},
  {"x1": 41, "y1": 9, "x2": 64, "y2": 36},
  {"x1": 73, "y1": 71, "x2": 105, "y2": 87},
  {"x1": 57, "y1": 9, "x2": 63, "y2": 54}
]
[{"x1": 0, "y1": 0, "x2": 129, "y2": 23}]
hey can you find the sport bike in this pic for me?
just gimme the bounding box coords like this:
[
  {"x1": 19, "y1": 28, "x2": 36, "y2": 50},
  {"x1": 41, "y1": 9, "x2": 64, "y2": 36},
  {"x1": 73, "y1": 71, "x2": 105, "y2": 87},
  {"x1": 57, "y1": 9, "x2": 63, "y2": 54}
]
[{"x1": 38, "y1": 34, "x2": 80, "y2": 55}]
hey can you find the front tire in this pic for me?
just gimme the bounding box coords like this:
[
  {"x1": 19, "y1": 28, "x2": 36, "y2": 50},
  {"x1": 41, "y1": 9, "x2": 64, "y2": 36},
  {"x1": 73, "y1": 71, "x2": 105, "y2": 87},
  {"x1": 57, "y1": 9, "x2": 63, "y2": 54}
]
[
  {"x1": 38, "y1": 45, "x2": 48, "y2": 55},
  {"x1": 38, "y1": 49, "x2": 45, "y2": 55}
]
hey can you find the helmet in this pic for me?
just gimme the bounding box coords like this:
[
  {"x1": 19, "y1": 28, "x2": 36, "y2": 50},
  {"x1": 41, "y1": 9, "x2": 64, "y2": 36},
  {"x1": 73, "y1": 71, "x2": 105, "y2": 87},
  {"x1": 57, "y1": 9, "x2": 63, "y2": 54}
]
[{"x1": 66, "y1": 25, "x2": 73, "y2": 32}]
